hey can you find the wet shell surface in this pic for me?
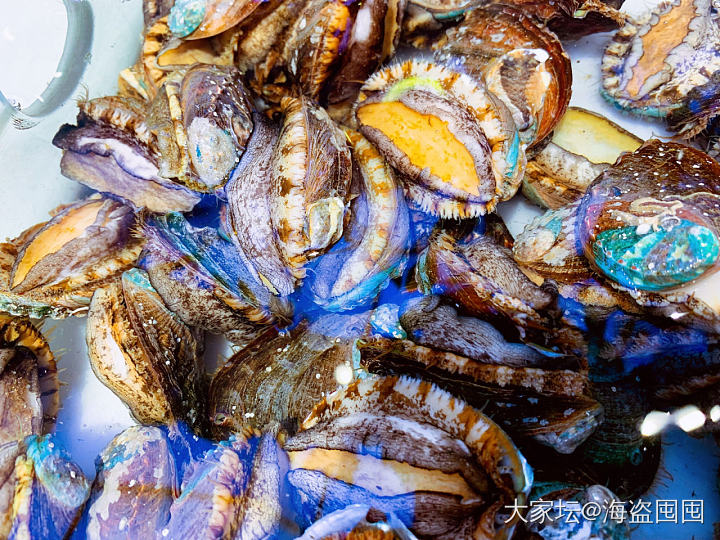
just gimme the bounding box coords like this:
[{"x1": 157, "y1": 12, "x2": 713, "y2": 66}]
[
  {"x1": 601, "y1": 0, "x2": 720, "y2": 120},
  {"x1": 14, "y1": 0, "x2": 720, "y2": 536},
  {"x1": 168, "y1": 0, "x2": 265, "y2": 39},
  {"x1": 163, "y1": 433, "x2": 289, "y2": 539},
  {"x1": 86, "y1": 268, "x2": 206, "y2": 429},
  {"x1": 0, "y1": 315, "x2": 58, "y2": 442},
  {"x1": 577, "y1": 140, "x2": 720, "y2": 325},
  {"x1": 9, "y1": 435, "x2": 90, "y2": 540},
  {"x1": 0, "y1": 197, "x2": 142, "y2": 319},
  {"x1": 140, "y1": 210, "x2": 293, "y2": 344},
  {"x1": 361, "y1": 297, "x2": 601, "y2": 454},
  {"x1": 148, "y1": 64, "x2": 254, "y2": 192},
  {"x1": 309, "y1": 129, "x2": 410, "y2": 312},
  {"x1": 251, "y1": 0, "x2": 406, "y2": 118},
  {"x1": 285, "y1": 375, "x2": 532, "y2": 539},
  {"x1": 209, "y1": 312, "x2": 370, "y2": 436},
  {"x1": 433, "y1": 3, "x2": 572, "y2": 146},
  {"x1": 86, "y1": 426, "x2": 177, "y2": 539},
  {"x1": 355, "y1": 59, "x2": 525, "y2": 218},
  {"x1": 270, "y1": 96, "x2": 352, "y2": 280},
  {"x1": 224, "y1": 112, "x2": 296, "y2": 297}
]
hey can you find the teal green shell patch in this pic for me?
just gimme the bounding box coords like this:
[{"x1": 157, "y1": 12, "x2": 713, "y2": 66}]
[{"x1": 592, "y1": 219, "x2": 719, "y2": 291}]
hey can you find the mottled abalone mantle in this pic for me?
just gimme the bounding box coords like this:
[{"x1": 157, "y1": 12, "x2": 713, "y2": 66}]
[
  {"x1": 309, "y1": 128, "x2": 410, "y2": 311},
  {"x1": 602, "y1": 0, "x2": 720, "y2": 119},
  {"x1": 209, "y1": 312, "x2": 371, "y2": 437},
  {"x1": 355, "y1": 60, "x2": 525, "y2": 218},
  {"x1": 85, "y1": 426, "x2": 288, "y2": 539},
  {"x1": 269, "y1": 95, "x2": 352, "y2": 280},
  {"x1": 285, "y1": 375, "x2": 532, "y2": 539},
  {"x1": 0, "y1": 197, "x2": 142, "y2": 319},
  {"x1": 358, "y1": 295, "x2": 601, "y2": 454},
  {"x1": 86, "y1": 269, "x2": 206, "y2": 430},
  {"x1": 432, "y1": 3, "x2": 572, "y2": 146}
]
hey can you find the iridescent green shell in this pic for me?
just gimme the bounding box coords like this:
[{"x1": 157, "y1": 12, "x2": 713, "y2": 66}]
[
  {"x1": 168, "y1": 0, "x2": 206, "y2": 37},
  {"x1": 592, "y1": 219, "x2": 719, "y2": 291},
  {"x1": 578, "y1": 140, "x2": 720, "y2": 294}
]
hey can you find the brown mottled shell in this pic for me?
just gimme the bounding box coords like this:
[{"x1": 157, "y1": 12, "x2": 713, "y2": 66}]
[
  {"x1": 433, "y1": 4, "x2": 572, "y2": 146},
  {"x1": 0, "y1": 197, "x2": 143, "y2": 318},
  {"x1": 309, "y1": 129, "x2": 410, "y2": 311},
  {"x1": 325, "y1": 0, "x2": 407, "y2": 122},
  {"x1": 601, "y1": 0, "x2": 720, "y2": 120},
  {"x1": 358, "y1": 332, "x2": 600, "y2": 454},
  {"x1": 163, "y1": 440, "x2": 248, "y2": 539},
  {"x1": 417, "y1": 225, "x2": 586, "y2": 356},
  {"x1": 286, "y1": 375, "x2": 532, "y2": 539},
  {"x1": 522, "y1": 108, "x2": 643, "y2": 209},
  {"x1": 251, "y1": 0, "x2": 405, "y2": 116},
  {"x1": 513, "y1": 201, "x2": 594, "y2": 284},
  {"x1": 234, "y1": 0, "x2": 308, "y2": 73},
  {"x1": 184, "y1": 0, "x2": 268, "y2": 40},
  {"x1": 417, "y1": 228, "x2": 553, "y2": 331},
  {"x1": 118, "y1": 16, "x2": 239, "y2": 100},
  {"x1": 209, "y1": 312, "x2": 370, "y2": 437},
  {"x1": 252, "y1": 0, "x2": 351, "y2": 104},
  {"x1": 0, "y1": 315, "x2": 58, "y2": 439},
  {"x1": 400, "y1": 4, "x2": 446, "y2": 49},
  {"x1": 270, "y1": 96, "x2": 352, "y2": 279},
  {"x1": 86, "y1": 269, "x2": 206, "y2": 429},
  {"x1": 53, "y1": 97, "x2": 203, "y2": 213},
  {"x1": 512, "y1": 203, "x2": 647, "y2": 322},
  {"x1": 225, "y1": 113, "x2": 296, "y2": 297},
  {"x1": 501, "y1": 0, "x2": 625, "y2": 39},
  {"x1": 355, "y1": 60, "x2": 525, "y2": 218},
  {"x1": 139, "y1": 217, "x2": 291, "y2": 347},
  {"x1": 147, "y1": 65, "x2": 253, "y2": 191},
  {"x1": 287, "y1": 0, "x2": 352, "y2": 100}
]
